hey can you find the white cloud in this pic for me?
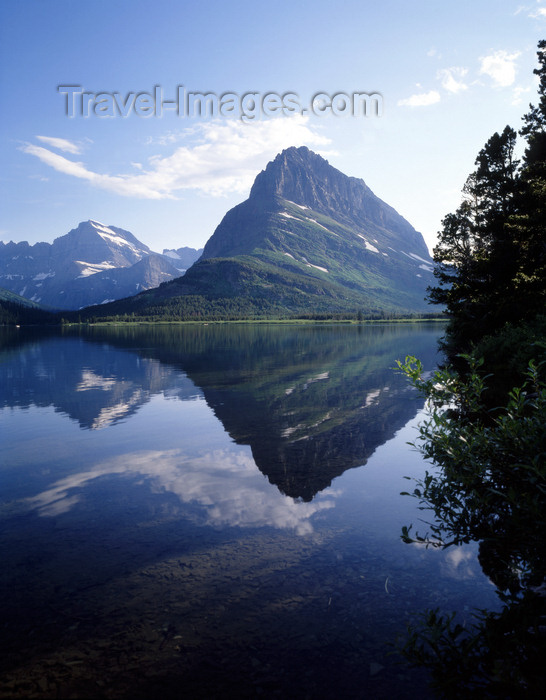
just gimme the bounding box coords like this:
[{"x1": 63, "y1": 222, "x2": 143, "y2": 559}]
[
  {"x1": 529, "y1": 4, "x2": 546, "y2": 19},
  {"x1": 479, "y1": 50, "x2": 521, "y2": 87},
  {"x1": 517, "y1": 0, "x2": 546, "y2": 18},
  {"x1": 438, "y1": 67, "x2": 469, "y2": 94},
  {"x1": 512, "y1": 84, "x2": 533, "y2": 105},
  {"x1": 21, "y1": 143, "x2": 161, "y2": 198},
  {"x1": 22, "y1": 117, "x2": 332, "y2": 200},
  {"x1": 397, "y1": 90, "x2": 441, "y2": 107},
  {"x1": 35, "y1": 135, "x2": 83, "y2": 154}
]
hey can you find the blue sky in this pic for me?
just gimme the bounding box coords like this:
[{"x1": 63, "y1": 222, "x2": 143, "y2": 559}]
[{"x1": 1, "y1": 0, "x2": 545, "y2": 253}]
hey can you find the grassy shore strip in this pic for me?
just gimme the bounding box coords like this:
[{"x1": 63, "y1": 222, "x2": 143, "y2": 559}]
[{"x1": 56, "y1": 315, "x2": 448, "y2": 327}]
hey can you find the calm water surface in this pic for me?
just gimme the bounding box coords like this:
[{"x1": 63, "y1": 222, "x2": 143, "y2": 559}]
[{"x1": 0, "y1": 323, "x2": 498, "y2": 699}]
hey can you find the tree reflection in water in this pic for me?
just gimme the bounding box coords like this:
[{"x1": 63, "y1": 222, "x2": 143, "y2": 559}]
[{"x1": 397, "y1": 355, "x2": 546, "y2": 699}]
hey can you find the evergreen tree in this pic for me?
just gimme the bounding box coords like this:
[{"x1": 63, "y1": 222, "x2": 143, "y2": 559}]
[
  {"x1": 512, "y1": 39, "x2": 546, "y2": 318},
  {"x1": 428, "y1": 41, "x2": 546, "y2": 354},
  {"x1": 520, "y1": 40, "x2": 546, "y2": 172},
  {"x1": 428, "y1": 126, "x2": 519, "y2": 350}
]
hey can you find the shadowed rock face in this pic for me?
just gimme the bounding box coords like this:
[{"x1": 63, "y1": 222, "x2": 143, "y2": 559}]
[{"x1": 251, "y1": 147, "x2": 426, "y2": 247}]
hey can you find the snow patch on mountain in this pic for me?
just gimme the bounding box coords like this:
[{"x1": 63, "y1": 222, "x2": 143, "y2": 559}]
[
  {"x1": 357, "y1": 235, "x2": 379, "y2": 253},
  {"x1": 89, "y1": 220, "x2": 141, "y2": 253},
  {"x1": 307, "y1": 218, "x2": 334, "y2": 233},
  {"x1": 402, "y1": 251, "x2": 432, "y2": 265},
  {"x1": 306, "y1": 262, "x2": 328, "y2": 273},
  {"x1": 75, "y1": 261, "x2": 117, "y2": 278},
  {"x1": 76, "y1": 370, "x2": 116, "y2": 392}
]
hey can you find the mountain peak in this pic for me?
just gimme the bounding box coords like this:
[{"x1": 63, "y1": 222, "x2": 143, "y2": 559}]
[
  {"x1": 0, "y1": 221, "x2": 196, "y2": 310},
  {"x1": 172, "y1": 146, "x2": 435, "y2": 316},
  {"x1": 86, "y1": 219, "x2": 118, "y2": 236},
  {"x1": 273, "y1": 145, "x2": 326, "y2": 166},
  {"x1": 248, "y1": 146, "x2": 378, "y2": 222}
]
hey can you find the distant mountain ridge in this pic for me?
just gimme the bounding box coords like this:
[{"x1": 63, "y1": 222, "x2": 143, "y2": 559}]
[
  {"x1": 0, "y1": 221, "x2": 202, "y2": 310},
  {"x1": 163, "y1": 246, "x2": 204, "y2": 268},
  {"x1": 91, "y1": 146, "x2": 434, "y2": 319}
]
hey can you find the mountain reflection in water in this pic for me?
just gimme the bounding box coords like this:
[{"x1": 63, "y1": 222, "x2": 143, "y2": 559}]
[
  {"x1": 0, "y1": 322, "x2": 502, "y2": 700},
  {"x1": 1, "y1": 323, "x2": 440, "y2": 503}
]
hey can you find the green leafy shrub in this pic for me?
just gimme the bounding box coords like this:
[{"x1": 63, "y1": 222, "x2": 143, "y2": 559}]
[{"x1": 395, "y1": 354, "x2": 546, "y2": 697}]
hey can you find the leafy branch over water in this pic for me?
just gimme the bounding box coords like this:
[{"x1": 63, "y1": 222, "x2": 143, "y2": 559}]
[
  {"x1": 390, "y1": 39, "x2": 546, "y2": 697},
  {"x1": 395, "y1": 354, "x2": 546, "y2": 698}
]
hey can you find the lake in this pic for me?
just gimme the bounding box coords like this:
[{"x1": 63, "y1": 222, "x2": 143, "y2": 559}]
[{"x1": 0, "y1": 323, "x2": 499, "y2": 699}]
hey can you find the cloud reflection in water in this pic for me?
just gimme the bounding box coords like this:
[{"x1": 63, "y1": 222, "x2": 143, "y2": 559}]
[{"x1": 25, "y1": 448, "x2": 336, "y2": 535}]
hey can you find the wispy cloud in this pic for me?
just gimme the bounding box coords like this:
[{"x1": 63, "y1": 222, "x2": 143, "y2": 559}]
[
  {"x1": 515, "y1": 1, "x2": 546, "y2": 18},
  {"x1": 397, "y1": 90, "x2": 441, "y2": 107},
  {"x1": 529, "y1": 1, "x2": 546, "y2": 19},
  {"x1": 21, "y1": 143, "x2": 161, "y2": 198},
  {"x1": 35, "y1": 135, "x2": 84, "y2": 154},
  {"x1": 512, "y1": 84, "x2": 533, "y2": 105},
  {"x1": 479, "y1": 50, "x2": 521, "y2": 87},
  {"x1": 437, "y1": 67, "x2": 469, "y2": 94},
  {"x1": 22, "y1": 117, "x2": 332, "y2": 200}
]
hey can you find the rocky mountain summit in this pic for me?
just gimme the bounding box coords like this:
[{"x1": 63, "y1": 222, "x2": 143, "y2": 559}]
[
  {"x1": 0, "y1": 221, "x2": 200, "y2": 310},
  {"x1": 121, "y1": 146, "x2": 434, "y2": 318},
  {"x1": 2, "y1": 147, "x2": 435, "y2": 320}
]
